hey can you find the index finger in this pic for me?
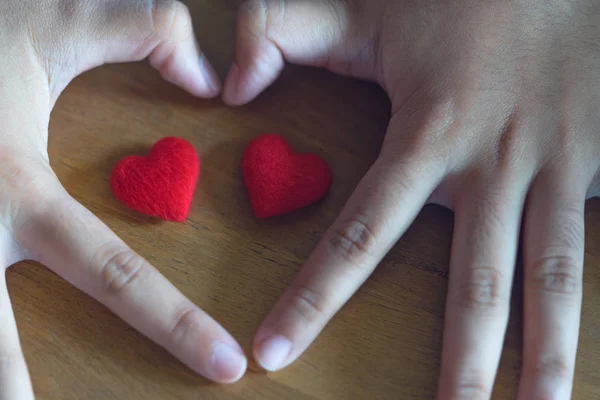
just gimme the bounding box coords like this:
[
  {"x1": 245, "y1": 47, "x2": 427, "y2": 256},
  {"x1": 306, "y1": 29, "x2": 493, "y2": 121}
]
[
  {"x1": 253, "y1": 150, "x2": 444, "y2": 371},
  {"x1": 18, "y1": 193, "x2": 247, "y2": 384}
]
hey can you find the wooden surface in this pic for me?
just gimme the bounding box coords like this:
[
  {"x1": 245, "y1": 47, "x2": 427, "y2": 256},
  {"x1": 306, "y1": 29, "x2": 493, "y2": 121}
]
[{"x1": 8, "y1": 1, "x2": 600, "y2": 399}]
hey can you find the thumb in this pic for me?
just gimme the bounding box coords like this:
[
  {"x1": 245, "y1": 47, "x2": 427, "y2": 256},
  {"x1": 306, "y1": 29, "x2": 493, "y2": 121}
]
[
  {"x1": 44, "y1": 0, "x2": 220, "y2": 100},
  {"x1": 223, "y1": 0, "x2": 381, "y2": 106}
]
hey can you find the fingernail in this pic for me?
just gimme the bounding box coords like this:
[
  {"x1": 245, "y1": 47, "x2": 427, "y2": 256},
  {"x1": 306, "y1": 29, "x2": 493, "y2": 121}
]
[
  {"x1": 256, "y1": 334, "x2": 291, "y2": 372},
  {"x1": 198, "y1": 54, "x2": 221, "y2": 95},
  {"x1": 224, "y1": 62, "x2": 240, "y2": 103},
  {"x1": 210, "y1": 342, "x2": 247, "y2": 383}
]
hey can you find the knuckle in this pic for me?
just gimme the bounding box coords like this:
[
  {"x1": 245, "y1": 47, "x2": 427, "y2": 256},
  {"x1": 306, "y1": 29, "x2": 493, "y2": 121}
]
[
  {"x1": 452, "y1": 382, "x2": 491, "y2": 399},
  {"x1": 450, "y1": 266, "x2": 507, "y2": 312},
  {"x1": 288, "y1": 285, "x2": 329, "y2": 326},
  {"x1": 492, "y1": 111, "x2": 525, "y2": 171},
  {"x1": 93, "y1": 243, "x2": 154, "y2": 295},
  {"x1": 168, "y1": 303, "x2": 201, "y2": 346},
  {"x1": 529, "y1": 355, "x2": 573, "y2": 381},
  {"x1": 328, "y1": 216, "x2": 378, "y2": 264},
  {"x1": 442, "y1": 369, "x2": 491, "y2": 399},
  {"x1": 151, "y1": 0, "x2": 191, "y2": 38},
  {"x1": 530, "y1": 255, "x2": 581, "y2": 296}
]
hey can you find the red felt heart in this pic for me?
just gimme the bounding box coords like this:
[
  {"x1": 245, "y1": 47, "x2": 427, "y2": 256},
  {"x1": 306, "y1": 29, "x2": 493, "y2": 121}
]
[
  {"x1": 110, "y1": 137, "x2": 200, "y2": 222},
  {"x1": 242, "y1": 134, "x2": 332, "y2": 218}
]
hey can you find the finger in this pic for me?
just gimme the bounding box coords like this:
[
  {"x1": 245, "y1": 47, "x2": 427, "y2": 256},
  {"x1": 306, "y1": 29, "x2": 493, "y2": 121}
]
[
  {"x1": 0, "y1": 271, "x2": 34, "y2": 400},
  {"x1": 145, "y1": 1, "x2": 221, "y2": 98},
  {"x1": 49, "y1": 0, "x2": 220, "y2": 99},
  {"x1": 224, "y1": 0, "x2": 380, "y2": 106},
  {"x1": 252, "y1": 146, "x2": 446, "y2": 372},
  {"x1": 18, "y1": 193, "x2": 247, "y2": 384},
  {"x1": 437, "y1": 175, "x2": 527, "y2": 399},
  {"x1": 518, "y1": 168, "x2": 587, "y2": 400}
]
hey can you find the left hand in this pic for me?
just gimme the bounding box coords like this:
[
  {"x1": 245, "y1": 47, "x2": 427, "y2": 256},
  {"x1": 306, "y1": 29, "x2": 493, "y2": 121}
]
[{"x1": 223, "y1": 1, "x2": 600, "y2": 398}]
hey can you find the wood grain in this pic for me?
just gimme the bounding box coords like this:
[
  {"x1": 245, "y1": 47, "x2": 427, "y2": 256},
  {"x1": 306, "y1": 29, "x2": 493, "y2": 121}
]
[{"x1": 8, "y1": 1, "x2": 600, "y2": 398}]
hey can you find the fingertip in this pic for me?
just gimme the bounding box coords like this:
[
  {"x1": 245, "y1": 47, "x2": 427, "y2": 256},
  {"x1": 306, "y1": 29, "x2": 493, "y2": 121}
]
[
  {"x1": 226, "y1": 4, "x2": 286, "y2": 106},
  {"x1": 253, "y1": 333, "x2": 292, "y2": 372},
  {"x1": 222, "y1": 62, "x2": 244, "y2": 106},
  {"x1": 222, "y1": 60, "x2": 284, "y2": 106},
  {"x1": 197, "y1": 54, "x2": 222, "y2": 98},
  {"x1": 149, "y1": 41, "x2": 222, "y2": 99},
  {"x1": 147, "y1": 3, "x2": 222, "y2": 99},
  {"x1": 210, "y1": 341, "x2": 248, "y2": 383}
]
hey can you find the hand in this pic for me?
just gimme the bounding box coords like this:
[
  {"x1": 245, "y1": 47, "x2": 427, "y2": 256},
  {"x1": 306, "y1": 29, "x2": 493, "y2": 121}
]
[
  {"x1": 223, "y1": 1, "x2": 600, "y2": 398},
  {"x1": 0, "y1": 1, "x2": 246, "y2": 397}
]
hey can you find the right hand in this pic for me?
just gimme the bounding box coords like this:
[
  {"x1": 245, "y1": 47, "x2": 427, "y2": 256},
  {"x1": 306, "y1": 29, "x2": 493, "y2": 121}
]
[{"x1": 0, "y1": 1, "x2": 246, "y2": 398}]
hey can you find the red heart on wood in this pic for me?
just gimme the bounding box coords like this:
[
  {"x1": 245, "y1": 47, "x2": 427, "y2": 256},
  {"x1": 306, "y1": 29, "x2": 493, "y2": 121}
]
[
  {"x1": 110, "y1": 137, "x2": 200, "y2": 222},
  {"x1": 242, "y1": 134, "x2": 332, "y2": 218}
]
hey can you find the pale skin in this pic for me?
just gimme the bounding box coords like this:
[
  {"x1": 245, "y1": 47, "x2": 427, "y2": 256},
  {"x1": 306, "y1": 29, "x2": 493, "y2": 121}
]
[{"x1": 1, "y1": 0, "x2": 599, "y2": 399}]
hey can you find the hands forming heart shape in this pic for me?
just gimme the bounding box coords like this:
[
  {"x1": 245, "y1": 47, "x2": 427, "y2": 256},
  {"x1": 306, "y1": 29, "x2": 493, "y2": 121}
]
[{"x1": 3, "y1": 0, "x2": 600, "y2": 399}]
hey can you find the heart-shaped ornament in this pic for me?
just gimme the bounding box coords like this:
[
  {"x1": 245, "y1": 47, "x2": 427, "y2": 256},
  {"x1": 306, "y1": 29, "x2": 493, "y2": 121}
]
[
  {"x1": 242, "y1": 134, "x2": 332, "y2": 218},
  {"x1": 111, "y1": 137, "x2": 200, "y2": 222}
]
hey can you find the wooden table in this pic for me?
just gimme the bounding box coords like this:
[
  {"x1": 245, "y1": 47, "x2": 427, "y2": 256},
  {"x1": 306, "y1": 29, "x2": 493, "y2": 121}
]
[{"x1": 10, "y1": 1, "x2": 600, "y2": 399}]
